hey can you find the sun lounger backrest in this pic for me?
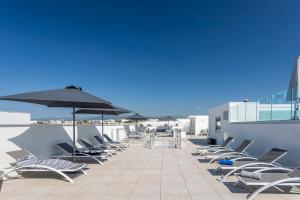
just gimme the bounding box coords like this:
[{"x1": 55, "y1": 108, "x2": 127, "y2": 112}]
[
  {"x1": 56, "y1": 143, "x2": 74, "y2": 153},
  {"x1": 257, "y1": 148, "x2": 288, "y2": 163},
  {"x1": 221, "y1": 137, "x2": 234, "y2": 147},
  {"x1": 7, "y1": 149, "x2": 32, "y2": 160},
  {"x1": 79, "y1": 138, "x2": 93, "y2": 148},
  {"x1": 288, "y1": 166, "x2": 300, "y2": 177},
  {"x1": 103, "y1": 134, "x2": 113, "y2": 142},
  {"x1": 234, "y1": 140, "x2": 253, "y2": 153},
  {"x1": 94, "y1": 136, "x2": 104, "y2": 144}
]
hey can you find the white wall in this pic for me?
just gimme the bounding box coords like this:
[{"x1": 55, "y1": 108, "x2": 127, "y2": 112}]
[
  {"x1": 140, "y1": 118, "x2": 190, "y2": 132},
  {"x1": 0, "y1": 124, "x2": 132, "y2": 168},
  {"x1": 189, "y1": 115, "x2": 208, "y2": 135},
  {"x1": 208, "y1": 103, "x2": 231, "y2": 142},
  {"x1": 0, "y1": 111, "x2": 31, "y2": 125}
]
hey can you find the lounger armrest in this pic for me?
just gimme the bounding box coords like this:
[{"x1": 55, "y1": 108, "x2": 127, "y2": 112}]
[
  {"x1": 253, "y1": 167, "x2": 293, "y2": 173},
  {"x1": 231, "y1": 156, "x2": 257, "y2": 161},
  {"x1": 208, "y1": 146, "x2": 230, "y2": 151},
  {"x1": 247, "y1": 177, "x2": 300, "y2": 200},
  {"x1": 213, "y1": 149, "x2": 234, "y2": 153}
]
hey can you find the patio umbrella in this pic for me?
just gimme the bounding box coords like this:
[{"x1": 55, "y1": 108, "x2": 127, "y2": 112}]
[
  {"x1": 287, "y1": 57, "x2": 300, "y2": 119},
  {"x1": 74, "y1": 106, "x2": 131, "y2": 138},
  {"x1": 126, "y1": 113, "x2": 148, "y2": 132},
  {"x1": 0, "y1": 86, "x2": 114, "y2": 161},
  {"x1": 159, "y1": 116, "x2": 176, "y2": 129}
]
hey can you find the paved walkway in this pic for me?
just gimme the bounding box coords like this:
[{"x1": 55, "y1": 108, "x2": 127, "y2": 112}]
[{"x1": 0, "y1": 138, "x2": 299, "y2": 200}]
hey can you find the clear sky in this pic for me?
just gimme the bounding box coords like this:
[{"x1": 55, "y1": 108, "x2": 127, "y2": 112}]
[{"x1": 0, "y1": 0, "x2": 299, "y2": 119}]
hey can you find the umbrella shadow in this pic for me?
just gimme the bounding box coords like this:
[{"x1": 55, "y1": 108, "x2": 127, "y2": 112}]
[
  {"x1": 223, "y1": 181, "x2": 295, "y2": 195},
  {"x1": 8, "y1": 124, "x2": 73, "y2": 159},
  {"x1": 4, "y1": 125, "x2": 92, "y2": 181},
  {"x1": 188, "y1": 138, "x2": 207, "y2": 145},
  {"x1": 77, "y1": 125, "x2": 102, "y2": 146},
  {"x1": 197, "y1": 158, "x2": 211, "y2": 163},
  {"x1": 0, "y1": 179, "x2": 2, "y2": 192}
]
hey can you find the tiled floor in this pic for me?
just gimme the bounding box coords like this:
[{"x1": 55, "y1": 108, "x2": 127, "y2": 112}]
[{"x1": 0, "y1": 137, "x2": 299, "y2": 200}]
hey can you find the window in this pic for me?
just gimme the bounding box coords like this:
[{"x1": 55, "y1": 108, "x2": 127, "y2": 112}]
[
  {"x1": 223, "y1": 111, "x2": 229, "y2": 120},
  {"x1": 215, "y1": 117, "x2": 221, "y2": 131}
]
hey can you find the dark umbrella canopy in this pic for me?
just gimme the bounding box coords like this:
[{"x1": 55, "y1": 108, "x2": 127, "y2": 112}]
[
  {"x1": 74, "y1": 106, "x2": 131, "y2": 140},
  {"x1": 74, "y1": 106, "x2": 131, "y2": 115},
  {"x1": 127, "y1": 113, "x2": 148, "y2": 121},
  {"x1": 0, "y1": 86, "x2": 113, "y2": 108},
  {"x1": 159, "y1": 116, "x2": 176, "y2": 121},
  {"x1": 159, "y1": 116, "x2": 176, "y2": 129},
  {"x1": 287, "y1": 57, "x2": 300, "y2": 119},
  {"x1": 0, "y1": 86, "x2": 114, "y2": 161},
  {"x1": 126, "y1": 113, "x2": 148, "y2": 133}
]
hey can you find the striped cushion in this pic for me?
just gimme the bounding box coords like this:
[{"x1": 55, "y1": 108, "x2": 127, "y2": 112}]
[
  {"x1": 37, "y1": 159, "x2": 80, "y2": 170},
  {"x1": 16, "y1": 154, "x2": 39, "y2": 167}
]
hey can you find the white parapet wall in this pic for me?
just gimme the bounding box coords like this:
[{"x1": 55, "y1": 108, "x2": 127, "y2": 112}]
[
  {"x1": 0, "y1": 123, "x2": 132, "y2": 168},
  {"x1": 0, "y1": 111, "x2": 31, "y2": 125}
]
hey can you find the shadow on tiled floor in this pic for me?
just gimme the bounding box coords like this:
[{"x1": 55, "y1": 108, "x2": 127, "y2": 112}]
[{"x1": 188, "y1": 139, "x2": 207, "y2": 145}]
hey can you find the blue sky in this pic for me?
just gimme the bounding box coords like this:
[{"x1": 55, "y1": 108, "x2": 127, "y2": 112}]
[{"x1": 0, "y1": 0, "x2": 299, "y2": 119}]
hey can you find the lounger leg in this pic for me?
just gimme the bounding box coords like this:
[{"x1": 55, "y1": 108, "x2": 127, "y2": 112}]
[
  {"x1": 247, "y1": 177, "x2": 300, "y2": 200},
  {"x1": 1, "y1": 165, "x2": 74, "y2": 183},
  {"x1": 1, "y1": 167, "x2": 19, "y2": 179},
  {"x1": 233, "y1": 180, "x2": 241, "y2": 187},
  {"x1": 81, "y1": 169, "x2": 87, "y2": 175},
  {"x1": 107, "y1": 152, "x2": 114, "y2": 158},
  {"x1": 53, "y1": 170, "x2": 73, "y2": 183},
  {"x1": 34, "y1": 165, "x2": 75, "y2": 183},
  {"x1": 92, "y1": 157, "x2": 103, "y2": 165}
]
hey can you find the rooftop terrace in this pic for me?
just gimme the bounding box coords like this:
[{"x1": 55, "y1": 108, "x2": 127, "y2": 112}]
[{"x1": 0, "y1": 137, "x2": 299, "y2": 200}]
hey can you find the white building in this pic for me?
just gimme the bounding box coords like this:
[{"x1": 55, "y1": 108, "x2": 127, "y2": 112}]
[
  {"x1": 189, "y1": 115, "x2": 208, "y2": 136},
  {"x1": 208, "y1": 102, "x2": 300, "y2": 166}
]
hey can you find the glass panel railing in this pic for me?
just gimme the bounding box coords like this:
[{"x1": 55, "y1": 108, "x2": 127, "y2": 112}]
[{"x1": 229, "y1": 89, "x2": 297, "y2": 123}]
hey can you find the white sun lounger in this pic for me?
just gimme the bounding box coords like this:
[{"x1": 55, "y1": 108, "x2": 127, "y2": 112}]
[
  {"x1": 54, "y1": 142, "x2": 111, "y2": 165},
  {"x1": 195, "y1": 137, "x2": 234, "y2": 154},
  {"x1": 236, "y1": 166, "x2": 300, "y2": 200},
  {"x1": 1, "y1": 149, "x2": 87, "y2": 183},
  {"x1": 79, "y1": 137, "x2": 119, "y2": 156},
  {"x1": 103, "y1": 134, "x2": 129, "y2": 148},
  {"x1": 206, "y1": 139, "x2": 253, "y2": 164},
  {"x1": 219, "y1": 148, "x2": 288, "y2": 181},
  {"x1": 94, "y1": 135, "x2": 125, "y2": 151}
]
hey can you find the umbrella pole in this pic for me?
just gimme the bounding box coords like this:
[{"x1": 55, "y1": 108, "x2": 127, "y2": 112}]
[
  {"x1": 72, "y1": 104, "x2": 76, "y2": 162},
  {"x1": 102, "y1": 113, "x2": 104, "y2": 139}
]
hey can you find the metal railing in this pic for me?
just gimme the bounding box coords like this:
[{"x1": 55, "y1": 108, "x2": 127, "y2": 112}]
[{"x1": 174, "y1": 129, "x2": 182, "y2": 148}]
